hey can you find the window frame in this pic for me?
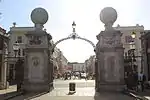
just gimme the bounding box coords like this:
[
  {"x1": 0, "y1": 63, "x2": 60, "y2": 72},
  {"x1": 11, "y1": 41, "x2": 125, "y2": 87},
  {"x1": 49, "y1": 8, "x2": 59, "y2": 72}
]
[{"x1": 17, "y1": 36, "x2": 22, "y2": 43}]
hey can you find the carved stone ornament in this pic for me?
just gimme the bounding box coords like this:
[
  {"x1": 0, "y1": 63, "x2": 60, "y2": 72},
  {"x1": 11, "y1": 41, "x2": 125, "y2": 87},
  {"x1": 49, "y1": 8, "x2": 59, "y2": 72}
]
[
  {"x1": 32, "y1": 57, "x2": 40, "y2": 67},
  {"x1": 102, "y1": 36, "x2": 115, "y2": 47},
  {"x1": 29, "y1": 36, "x2": 42, "y2": 45},
  {"x1": 96, "y1": 33, "x2": 101, "y2": 41}
]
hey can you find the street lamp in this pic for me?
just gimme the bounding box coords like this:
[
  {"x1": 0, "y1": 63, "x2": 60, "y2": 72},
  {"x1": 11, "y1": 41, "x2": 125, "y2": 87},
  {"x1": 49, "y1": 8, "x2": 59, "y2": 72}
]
[
  {"x1": 130, "y1": 31, "x2": 137, "y2": 72},
  {"x1": 131, "y1": 31, "x2": 136, "y2": 39},
  {"x1": 72, "y1": 21, "x2": 76, "y2": 40},
  {"x1": 13, "y1": 42, "x2": 24, "y2": 92},
  {"x1": 13, "y1": 42, "x2": 20, "y2": 57}
]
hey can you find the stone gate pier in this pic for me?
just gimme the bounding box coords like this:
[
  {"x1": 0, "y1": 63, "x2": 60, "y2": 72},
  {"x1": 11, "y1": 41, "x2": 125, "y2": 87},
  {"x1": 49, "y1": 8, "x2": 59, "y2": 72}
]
[
  {"x1": 22, "y1": 8, "x2": 52, "y2": 92},
  {"x1": 96, "y1": 7, "x2": 125, "y2": 92}
]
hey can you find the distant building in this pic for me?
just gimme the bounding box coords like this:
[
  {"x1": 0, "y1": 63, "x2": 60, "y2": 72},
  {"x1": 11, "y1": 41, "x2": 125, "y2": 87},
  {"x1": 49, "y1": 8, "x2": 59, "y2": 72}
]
[
  {"x1": 67, "y1": 62, "x2": 74, "y2": 72},
  {"x1": 8, "y1": 26, "x2": 36, "y2": 57},
  {"x1": 84, "y1": 55, "x2": 96, "y2": 75},
  {"x1": 114, "y1": 24, "x2": 144, "y2": 73},
  {"x1": 140, "y1": 30, "x2": 150, "y2": 81},
  {"x1": 64, "y1": 65, "x2": 72, "y2": 73},
  {"x1": 60, "y1": 51, "x2": 68, "y2": 74},
  {"x1": 7, "y1": 26, "x2": 36, "y2": 84},
  {"x1": 51, "y1": 40, "x2": 68, "y2": 75},
  {"x1": 0, "y1": 27, "x2": 9, "y2": 89},
  {"x1": 68, "y1": 62, "x2": 85, "y2": 72},
  {"x1": 52, "y1": 46, "x2": 60, "y2": 77}
]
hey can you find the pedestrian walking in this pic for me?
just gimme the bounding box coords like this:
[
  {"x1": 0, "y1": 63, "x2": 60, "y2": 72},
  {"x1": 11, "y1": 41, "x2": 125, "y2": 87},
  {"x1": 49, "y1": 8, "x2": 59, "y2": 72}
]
[
  {"x1": 70, "y1": 72, "x2": 71, "y2": 80},
  {"x1": 15, "y1": 59, "x2": 24, "y2": 92},
  {"x1": 64, "y1": 73, "x2": 68, "y2": 80},
  {"x1": 124, "y1": 72, "x2": 128, "y2": 87},
  {"x1": 147, "y1": 79, "x2": 150, "y2": 89},
  {"x1": 127, "y1": 72, "x2": 134, "y2": 90},
  {"x1": 138, "y1": 71, "x2": 146, "y2": 92},
  {"x1": 133, "y1": 71, "x2": 138, "y2": 91}
]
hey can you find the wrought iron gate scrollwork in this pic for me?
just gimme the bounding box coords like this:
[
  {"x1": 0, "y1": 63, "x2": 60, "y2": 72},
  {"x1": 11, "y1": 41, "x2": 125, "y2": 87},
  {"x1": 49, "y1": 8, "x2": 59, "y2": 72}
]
[{"x1": 51, "y1": 32, "x2": 96, "y2": 53}]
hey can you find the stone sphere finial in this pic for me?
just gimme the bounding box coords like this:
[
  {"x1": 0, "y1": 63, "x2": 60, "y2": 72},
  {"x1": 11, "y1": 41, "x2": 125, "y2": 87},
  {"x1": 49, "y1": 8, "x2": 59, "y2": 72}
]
[
  {"x1": 100, "y1": 7, "x2": 117, "y2": 30},
  {"x1": 31, "y1": 7, "x2": 49, "y2": 28}
]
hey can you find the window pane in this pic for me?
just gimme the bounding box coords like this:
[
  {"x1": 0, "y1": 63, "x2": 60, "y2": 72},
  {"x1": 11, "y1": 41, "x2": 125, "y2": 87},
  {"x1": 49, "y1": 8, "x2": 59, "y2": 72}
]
[
  {"x1": 17, "y1": 36, "x2": 22, "y2": 43},
  {"x1": 0, "y1": 38, "x2": 3, "y2": 49},
  {"x1": 125, "y1": 36, "x2": 134, "y2": 43}
]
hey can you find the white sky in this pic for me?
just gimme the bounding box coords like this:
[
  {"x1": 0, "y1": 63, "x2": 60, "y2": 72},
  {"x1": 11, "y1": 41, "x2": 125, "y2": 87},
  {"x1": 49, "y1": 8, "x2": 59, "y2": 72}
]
[
  {"x1": 44, "y1": 0, "x2": 140, "y2": 63},
  {"x1": 1, "y1": 0, "x2": 149, "y2": 63}
]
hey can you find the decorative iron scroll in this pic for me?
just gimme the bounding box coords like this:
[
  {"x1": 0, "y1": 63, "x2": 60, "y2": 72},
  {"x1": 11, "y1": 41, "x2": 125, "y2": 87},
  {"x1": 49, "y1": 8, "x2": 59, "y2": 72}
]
[{"x1": 51, "y1": 32, "x2": 96, "y2": 53}]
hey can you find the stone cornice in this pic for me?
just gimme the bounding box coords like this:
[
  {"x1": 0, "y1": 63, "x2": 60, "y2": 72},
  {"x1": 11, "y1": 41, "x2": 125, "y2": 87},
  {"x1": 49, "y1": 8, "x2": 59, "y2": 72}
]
[
  {"x1": 114, "y1": 25, "x2": 144, "y2": 31},
  {"x1": 10, "y1": 27, "x2": 35, "y2": 32}
]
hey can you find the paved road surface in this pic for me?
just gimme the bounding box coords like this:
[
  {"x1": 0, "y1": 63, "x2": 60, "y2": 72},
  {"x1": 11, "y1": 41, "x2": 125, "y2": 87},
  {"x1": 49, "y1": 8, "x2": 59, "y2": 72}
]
[
  {"x1": 54, "y1": 79, "x2": 95, "y2": 88},
  {"x1": 8, "y1": 79, "x2": 134, "y2": 100}
]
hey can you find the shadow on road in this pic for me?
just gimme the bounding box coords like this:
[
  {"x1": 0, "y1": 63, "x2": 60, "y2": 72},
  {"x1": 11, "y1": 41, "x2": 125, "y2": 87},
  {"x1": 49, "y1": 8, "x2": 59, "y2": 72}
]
[
  {"x1": 0, "y1": 87, "x2": 54, "y2": 100},
  {"x1": 0, "y1": 91, "x2": 22, "y2": 100},
  {"x1": 93, "y1": 91, "x2": 135, "y2": 100}
]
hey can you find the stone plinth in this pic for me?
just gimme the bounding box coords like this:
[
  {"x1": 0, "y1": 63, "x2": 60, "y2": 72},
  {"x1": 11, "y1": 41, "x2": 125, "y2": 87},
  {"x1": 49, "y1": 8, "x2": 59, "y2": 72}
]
[{"x1": 96, "y1": 30, "x2": 125, "y2": 92}]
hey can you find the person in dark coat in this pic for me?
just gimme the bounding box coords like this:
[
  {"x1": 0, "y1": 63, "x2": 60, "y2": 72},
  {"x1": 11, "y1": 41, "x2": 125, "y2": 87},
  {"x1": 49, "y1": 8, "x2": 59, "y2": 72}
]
[
  {"x1": 124, "y1": 72, "x2": 128, "y2": 86},
  {"x1": 141, "y1": 73, "x2": 146, "y2": 92},
  {"x1": 64, "y1": 72, "x2": 67, "y2": 80},
  {"x1": 69, "y1": 72, "x2": 71, "y2": 80},
  {"x1": 132, "y1": 71, "x2": 138, "y2": 90},
  {"x1": 138, "y1": 71, "x2": 146, "y2": 92},
  {"x1": 127, "y1": 72, "x2": 134, "y2": 90},
  {"x1": 15, "y1": 59, "x2": 24, "y2": 92}
]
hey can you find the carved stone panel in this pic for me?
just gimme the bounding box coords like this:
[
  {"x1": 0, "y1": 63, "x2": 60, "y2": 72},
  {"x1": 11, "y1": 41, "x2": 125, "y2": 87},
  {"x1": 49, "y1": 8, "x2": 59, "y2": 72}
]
[
  {"x1": 101, "y1": 52, "x2": 121, "y2": 83},
  {"x1": 27, "y1": 52, "x2": 45, "y2": 83},
  {"x1": 25, "y1": 32, "x2": 49, "y2": 49},
  {"x1": 32, "y1": 57, "x2": 40, "y2": 67},
  {"x1": 96, "y1": 31, "x2": 123, "y2": 50},
  {"x1": 29, "y1": 36, "x2": 42, "y2": 45},
  {"x1": 96, "y1": 30, "x2": 124, "y2": 85},
  {"x1": 107, "y1": 56, "x2": 115, "y2": 80},
  {"x1": 99, "y1": 52, "x2": 105, "y2": 82},
  {"x1": 103, "y1": 36, "x2": 115, "y2": 47}
]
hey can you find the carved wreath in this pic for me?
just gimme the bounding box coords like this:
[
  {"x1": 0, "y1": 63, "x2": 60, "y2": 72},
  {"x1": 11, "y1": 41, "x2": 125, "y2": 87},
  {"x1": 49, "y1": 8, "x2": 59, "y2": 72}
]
[
  {"x1": 32, "y1": 57, "x2": 40, "y2": 67},
  {"x1": 104, "y1": 37, "x2": 115, "y2": 45}
]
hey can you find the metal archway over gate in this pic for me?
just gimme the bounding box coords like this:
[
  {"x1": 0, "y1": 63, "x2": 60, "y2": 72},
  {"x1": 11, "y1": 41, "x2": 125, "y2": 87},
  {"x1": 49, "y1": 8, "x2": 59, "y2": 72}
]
[
  {"x1": 52, "y1": 32, "x2": 96, "y2": 52},
  {"x1": 51, "y1": 21, "x2": 96, "y2": 53},
  {"x1": 51, "y1": 21, "x2": 98, "y2": 91}
]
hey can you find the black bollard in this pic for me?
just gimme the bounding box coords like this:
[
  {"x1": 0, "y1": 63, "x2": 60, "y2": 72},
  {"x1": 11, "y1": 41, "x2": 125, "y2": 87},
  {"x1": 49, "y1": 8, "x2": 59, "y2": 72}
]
[{"x1": 69, "y1": 82, "x2": 76, "y2": 93}]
